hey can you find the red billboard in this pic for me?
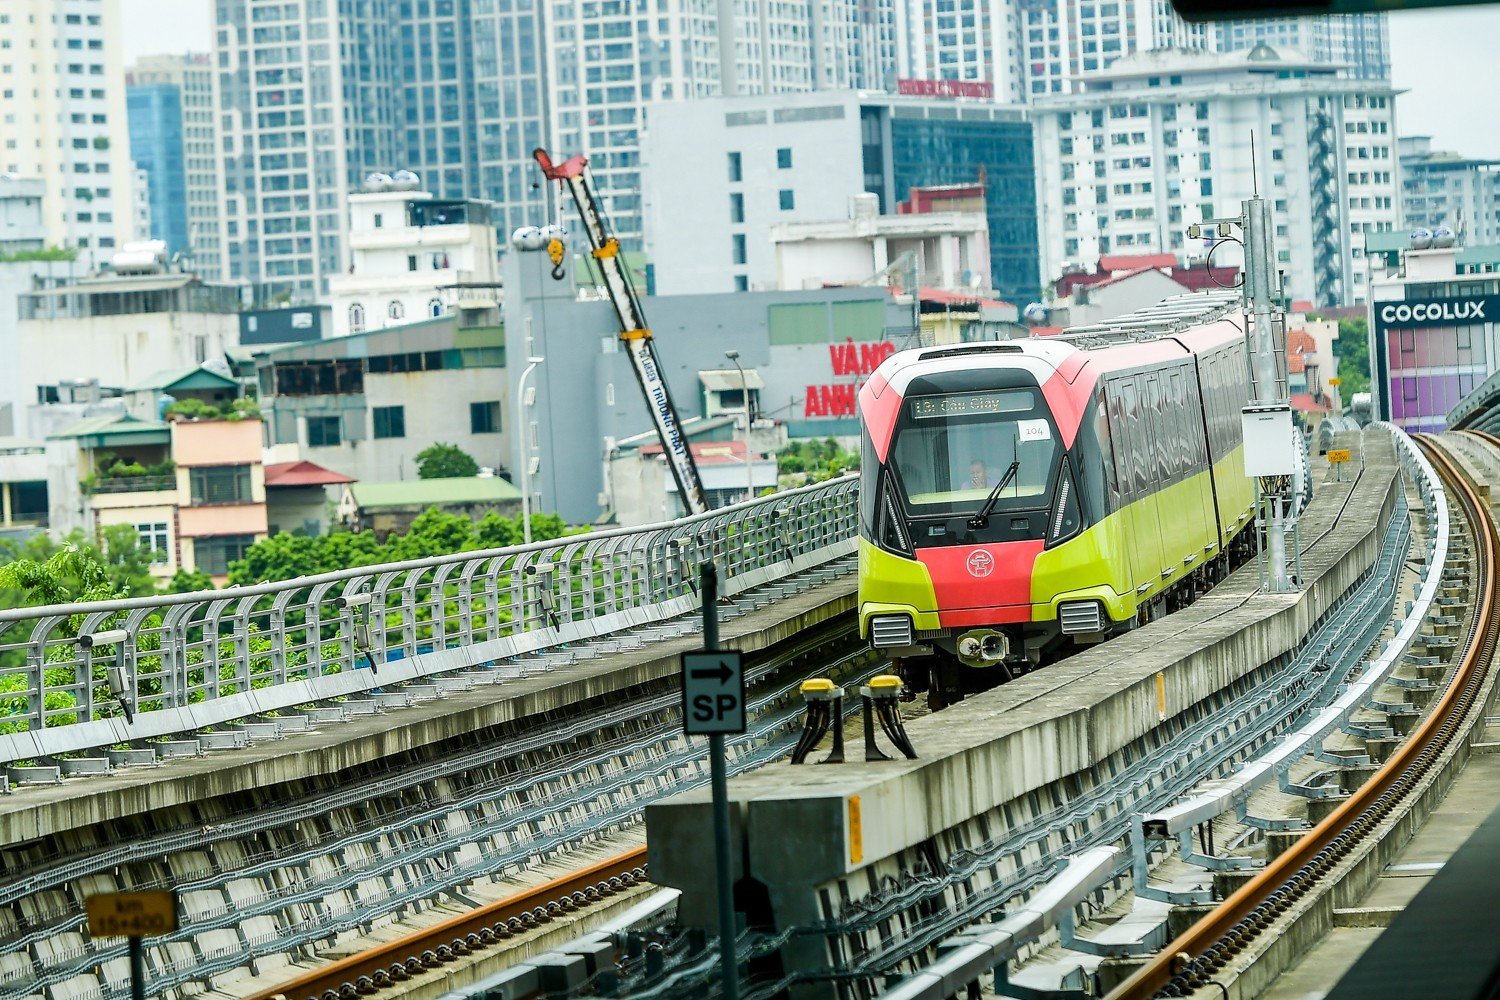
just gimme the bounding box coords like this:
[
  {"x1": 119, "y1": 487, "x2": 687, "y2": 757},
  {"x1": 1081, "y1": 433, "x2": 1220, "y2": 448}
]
[{"x1": 895, "y1": 78, "x2": 995, "y2": 100}]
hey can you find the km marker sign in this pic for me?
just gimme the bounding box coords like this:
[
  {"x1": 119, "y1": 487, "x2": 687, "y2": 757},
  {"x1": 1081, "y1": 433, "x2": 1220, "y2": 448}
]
[{"x1": 681, "y1": 650, "x2": 746, "y2": 735}]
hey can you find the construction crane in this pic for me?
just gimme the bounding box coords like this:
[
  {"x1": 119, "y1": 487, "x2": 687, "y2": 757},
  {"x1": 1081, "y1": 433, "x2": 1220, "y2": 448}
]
[{"x1": 532, "y1": 148, "x2": 711, "y2": 517}]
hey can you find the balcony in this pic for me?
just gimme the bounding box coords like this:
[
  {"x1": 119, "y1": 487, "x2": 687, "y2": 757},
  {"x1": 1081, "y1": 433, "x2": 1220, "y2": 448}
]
[{"x1": 92, "y1": 475, "x2": 176, "y2": 495}]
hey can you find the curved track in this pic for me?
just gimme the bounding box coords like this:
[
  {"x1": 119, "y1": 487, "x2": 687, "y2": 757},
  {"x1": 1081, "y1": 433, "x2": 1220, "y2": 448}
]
[{"x1": 1108, "y1": 431, "x2": 1497, "y2": 999}]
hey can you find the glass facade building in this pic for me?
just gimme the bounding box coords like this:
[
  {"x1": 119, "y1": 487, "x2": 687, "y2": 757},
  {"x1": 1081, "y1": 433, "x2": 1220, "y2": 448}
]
[
  {"x1": 126, "y1": 83, "x2": 189, "y2": 255},
  {"x1": 876, "y1": 108, "x2": 1040, "y2": 306}
]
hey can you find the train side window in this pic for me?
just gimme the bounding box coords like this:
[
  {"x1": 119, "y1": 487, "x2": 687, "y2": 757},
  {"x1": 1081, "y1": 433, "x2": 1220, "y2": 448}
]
[
  {"x1": 1142, "y1": 373, "x2": 1166, "y2": 484},
  {"x1": 1120, "y1": 379, "x2": 1143, "y2": 497},
  {"x1": 1169, "y1": 369, "x2": 1187, "y2": 475},
  {"x1": 1095, "y1": 386, "x2": 1120, "y2": 510}
]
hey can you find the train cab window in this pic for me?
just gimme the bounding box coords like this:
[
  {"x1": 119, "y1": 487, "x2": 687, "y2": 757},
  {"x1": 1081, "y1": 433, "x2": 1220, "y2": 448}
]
[{"x1": 888, "y1": 389, "x2": 1058, "y2": 514}]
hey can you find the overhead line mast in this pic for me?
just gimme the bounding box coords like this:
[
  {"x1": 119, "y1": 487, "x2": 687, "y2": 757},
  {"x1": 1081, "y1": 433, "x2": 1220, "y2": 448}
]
[{"x1": 533, "y1": 148, "x2": 711, "y2": 517}]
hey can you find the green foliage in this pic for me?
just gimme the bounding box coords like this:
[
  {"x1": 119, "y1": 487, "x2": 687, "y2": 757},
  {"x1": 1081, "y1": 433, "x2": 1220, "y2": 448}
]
[
  {"x1": 0, "y1": 245, "x2": 78, "y2": 263},
  {"x1": 166, "y1": 397, "x2": 259, "y2": 422},
  {"x1": 777, "y1": 437, "x2": 859, "y2": 484},
  {"x1": 0, "y1": 526, "x2": 156, "y2": 617},
  {"x1": 1335, "y1": 317, "x2": 1370, "y2": 399},
  {"x1": 415, "y1": 442, "x2": 480, "y2": 479},
  {"x1": 166, "y1": 568, "x2": 215, "y2": 594},
  {"x1": 226, "y1": 508, "x2": 576, "y2": 586}
]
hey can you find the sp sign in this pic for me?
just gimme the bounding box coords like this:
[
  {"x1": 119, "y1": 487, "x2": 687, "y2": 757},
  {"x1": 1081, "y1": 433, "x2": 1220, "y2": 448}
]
[{"x1": 681, "y1": 650, "x2": 746, "y2": 735}]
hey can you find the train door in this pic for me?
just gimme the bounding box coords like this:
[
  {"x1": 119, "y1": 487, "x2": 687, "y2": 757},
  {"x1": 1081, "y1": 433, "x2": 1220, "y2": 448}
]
[
  {"x1": 1172, "y1": 366, "x2": 1215, "y2": 559},
  {"x1": 1143, "y1": 372, "x2": 1172, "y2": 590},
  {"x1": 1105, "y1": 379, "x2": 1141, "y2": 607},
  {"x1": 1128, "y1": 373, "x2": 1164, "y2": 593}
]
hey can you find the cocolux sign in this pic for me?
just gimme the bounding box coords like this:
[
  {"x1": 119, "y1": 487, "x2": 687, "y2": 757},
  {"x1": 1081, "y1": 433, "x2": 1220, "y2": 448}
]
[{"x1": 1373, "y1": 296, "x2": 1500, "y2": 331}]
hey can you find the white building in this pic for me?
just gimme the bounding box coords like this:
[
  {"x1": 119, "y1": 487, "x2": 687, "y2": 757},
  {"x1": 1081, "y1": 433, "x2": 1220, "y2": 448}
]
[
  {"x1": 15, "y1": 271, "x2": 242, "y2": 438},
  {"x1": 327, "y1": 174, "x2": 502, "y2": 338},
  {"x1": 770, "y1": 194, "x2": 991, "y2": 292},
  {"x1": 126, "y1": 53, "x2": 224, "y2": 278},
  {"x1": 641, "y1": 89, "x2": 1038, "y2": 303},
  {"x1": 0, "y1": 0, "x2": 137, "y2": 262},
  {"x1": 1020, "y1": 0, "x2": 1206, "y2": 99},
  {"x1": 213, "y1": 2, "x2": 399, "y2": 303},
  {"x1": 1399, "y1": 136, "x2": 1500, "y2": 250},
  {"x1": 545, "y1": 0, "x2": 898, "y2": 250},
  {"x1": 1215, "y1": 14, "x2": 1389, "y2": 79},
  {"x1": 0, "y1": 175, "x2": 46, "y2": 255},
  {"x1": 130, "y1": 166, "x2": 151, "y2": 240},
  {"x1": 899, "y1": 0, "x2": 1205, "y2": 102},
  {"x1": 1032, "y1": 45, "x2": 1401, "y2": 308}
]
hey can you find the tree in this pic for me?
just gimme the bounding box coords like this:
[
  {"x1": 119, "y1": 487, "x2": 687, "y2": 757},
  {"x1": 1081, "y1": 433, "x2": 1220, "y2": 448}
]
[
  {"x1": 415, "y1": 442, "x2": 479, "y2": 479},
  {"x1": 166, "y1": 568, "x2": 215, "y2": 594},
  {"x1": 1335, "y1": 317, "x2": 1371, "y2": 400},
  {"x1": 776, "y1": 438, "x2": 860, "y2": 485},
  {"x1": 0, "y1": 528, "x2": 156, "y2": 612}
]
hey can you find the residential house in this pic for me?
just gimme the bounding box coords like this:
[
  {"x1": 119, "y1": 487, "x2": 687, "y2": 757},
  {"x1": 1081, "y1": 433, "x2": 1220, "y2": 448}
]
[
  {"x1": 338, "y1": 476, "x2": 520, "y2": 537},
  {"x1": 264, "y1": 460, "x2": 354, "y2": 537},
  {"x1": 49, "y1": 413, "x2": 267, "y2": 582}
]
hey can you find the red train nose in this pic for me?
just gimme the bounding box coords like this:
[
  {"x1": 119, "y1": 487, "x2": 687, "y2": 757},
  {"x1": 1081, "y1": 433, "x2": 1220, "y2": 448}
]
[{"x1": 916, "y1": 540, "x2": 1044, "y2": 626}]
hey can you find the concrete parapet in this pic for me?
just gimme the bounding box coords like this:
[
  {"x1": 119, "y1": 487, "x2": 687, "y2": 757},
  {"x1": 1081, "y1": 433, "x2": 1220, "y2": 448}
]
[
  {"x1": 646, "y1": 433, "x2": 1403, "y2": 979},
  {"x1": 0, "y1": 576, "x2": 855, "y2": 847}
]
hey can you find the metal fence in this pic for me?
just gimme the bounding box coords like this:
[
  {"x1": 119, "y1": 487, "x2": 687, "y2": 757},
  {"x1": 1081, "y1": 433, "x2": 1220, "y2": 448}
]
[{"x1": 0, "y1": 475, "x2": 858, "y2": 763}]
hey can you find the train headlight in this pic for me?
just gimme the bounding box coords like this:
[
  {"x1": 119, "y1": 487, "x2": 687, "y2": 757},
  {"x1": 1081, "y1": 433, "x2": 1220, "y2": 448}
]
[{"x1": 1047, "y1": 458, "x2": 1082, "y2": 547}]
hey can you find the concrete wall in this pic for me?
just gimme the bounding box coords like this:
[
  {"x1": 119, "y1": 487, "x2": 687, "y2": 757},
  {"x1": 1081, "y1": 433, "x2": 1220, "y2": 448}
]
[
  {"x1": 641, "y1": 94, "x2": 867, "y2": 295},
  {"x1": 504, "y1": 251, "x2": 903, "y2": 523},
  {"x1": 267, "y1": 485, "x2": 337, "y2": 535},
  {"x1": 275, "y1": 367, "x2": 510, "y2": 485},
  {"x1": 17, "y1": 311, "x2": 239, "y2": 437}
]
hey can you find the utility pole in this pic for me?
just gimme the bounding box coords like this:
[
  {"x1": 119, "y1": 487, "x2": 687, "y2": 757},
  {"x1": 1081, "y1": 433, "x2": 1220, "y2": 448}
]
[
  {"x1": 1191, "y1": 195, "x2": 1297, "y2": 593},
  {"x1": 516, "y1": 356, "x2": 544, "y2": 544},
  {"x1": 725, "y1": 350, "x2": 755, "y2": 502}
]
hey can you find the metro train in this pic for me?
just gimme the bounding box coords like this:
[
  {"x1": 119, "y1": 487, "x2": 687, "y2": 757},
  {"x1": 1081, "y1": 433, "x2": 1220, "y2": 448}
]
[{"x1": 856, "y1": 306, "x2": 1257, "y2": 705}]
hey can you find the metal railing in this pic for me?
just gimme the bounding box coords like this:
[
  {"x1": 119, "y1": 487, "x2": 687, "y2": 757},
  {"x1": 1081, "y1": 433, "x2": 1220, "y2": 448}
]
[
  {"x1": 0, "y1": 476, "x2": 858, "y2": 763},
  {"x1": 89, "y1": 474, "x2": 176, "y2": 495}
]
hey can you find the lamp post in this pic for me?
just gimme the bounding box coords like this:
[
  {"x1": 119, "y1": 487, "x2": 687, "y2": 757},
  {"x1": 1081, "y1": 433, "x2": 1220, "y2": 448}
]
[
  {"x1": 725, "y1": 350, "x2": 754, "y2": 502},
  {"x1": 516, "y1": 356, "x2": 544, "y2": 544}
]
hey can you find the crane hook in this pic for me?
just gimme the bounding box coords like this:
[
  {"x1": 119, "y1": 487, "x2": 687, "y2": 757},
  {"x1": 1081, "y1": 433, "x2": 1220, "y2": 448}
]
[{"x1": 546, "y1": 237, "x2": 566, "y2": 281}]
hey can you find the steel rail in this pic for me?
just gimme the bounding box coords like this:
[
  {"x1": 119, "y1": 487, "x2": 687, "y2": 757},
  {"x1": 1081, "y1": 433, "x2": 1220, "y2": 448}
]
[
  {"x1": 249, "y1": 848, "x2": 650, "y2": 1000},
  {"x1": 1106, "y1": 432, "x2": 1495, "y2": 999}
]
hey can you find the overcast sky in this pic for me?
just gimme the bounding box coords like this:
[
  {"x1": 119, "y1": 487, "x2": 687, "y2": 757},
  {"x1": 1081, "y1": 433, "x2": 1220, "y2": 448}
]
[{"x1": 120, "y1": 1, "x2": 1500, "y2": 159}]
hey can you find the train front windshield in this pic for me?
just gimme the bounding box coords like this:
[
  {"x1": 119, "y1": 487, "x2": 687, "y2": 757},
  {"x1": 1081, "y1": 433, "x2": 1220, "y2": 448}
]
[{"x1": 889, "y1": 389, "x2": 1058, "y2": 516}]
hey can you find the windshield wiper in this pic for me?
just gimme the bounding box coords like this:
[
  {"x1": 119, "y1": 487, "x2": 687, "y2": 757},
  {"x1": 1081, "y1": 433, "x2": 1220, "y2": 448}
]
[{"x1": 967, "y1": 460, "x2": 1021, "y2": 529}]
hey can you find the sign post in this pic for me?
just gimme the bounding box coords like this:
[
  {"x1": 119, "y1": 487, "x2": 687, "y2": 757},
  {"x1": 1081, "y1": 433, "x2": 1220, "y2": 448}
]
[
  {"x1": 1328, "y1": 447, "x2": 1351, "y2": 482},
  {"x1": 86, "y1": 890, "x2": 178, "y2": 1000},
  {"x1": 682, "y1": 562, "x2": 744, "y2": 1000}
]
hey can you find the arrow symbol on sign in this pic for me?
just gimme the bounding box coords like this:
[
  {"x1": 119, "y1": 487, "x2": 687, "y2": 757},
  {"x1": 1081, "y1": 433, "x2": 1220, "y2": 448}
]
[{"x1": 690, "y1": 661, "x2": 734, "y2": 684}]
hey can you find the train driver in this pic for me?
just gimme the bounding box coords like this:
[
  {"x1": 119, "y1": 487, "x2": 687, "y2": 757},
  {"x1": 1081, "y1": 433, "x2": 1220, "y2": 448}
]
[{"x1": 968, "y1": 459, "x2": 1001, "y2": 490}]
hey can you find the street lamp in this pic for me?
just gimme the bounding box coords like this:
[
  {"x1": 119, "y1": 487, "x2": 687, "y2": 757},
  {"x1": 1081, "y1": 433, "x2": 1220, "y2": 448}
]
[
  {"x1": 724, "y1": 350, "x2": 755, "y2": 502},
  {"x1": 516, "y1": 356, "x2": 544, "y2": 544}
]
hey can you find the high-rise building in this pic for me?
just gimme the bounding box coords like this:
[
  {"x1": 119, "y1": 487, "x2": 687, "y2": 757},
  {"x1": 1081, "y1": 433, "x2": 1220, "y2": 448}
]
[
  {"x1": 1017, "y1": 0, "x2": 1206, "y2": 98},
  {"x1": 213, "y1": 0, "x2": 898, "y2": 296},
  {"x1": 641, "y1": 89, "x2": 1039, "y2": 305},
  {"x1": 1215, "y1": 13, "x2": 1389, "y2": 79},
  {"x1": 537, "y1": 0, "x2": 898, "y2": 247},
  {"x1": 1399, "y1": 136, "x2": 1500, "y2": 249},
  {"x1": 214, "y1": 1, "x2": 401, "y2": 303},
  {"x1": 1031, "y1": 45, "x2": 1400, "y2": 308},
  {"x1": 899, "y1": 0, "x2": 1023, "y2": 101},
  {"x1": 0, "y1": 0, "x2": 137, "y2": 262},
  {"x1": 126, "y1": 54, "x2": 223, "y2": 275}
]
